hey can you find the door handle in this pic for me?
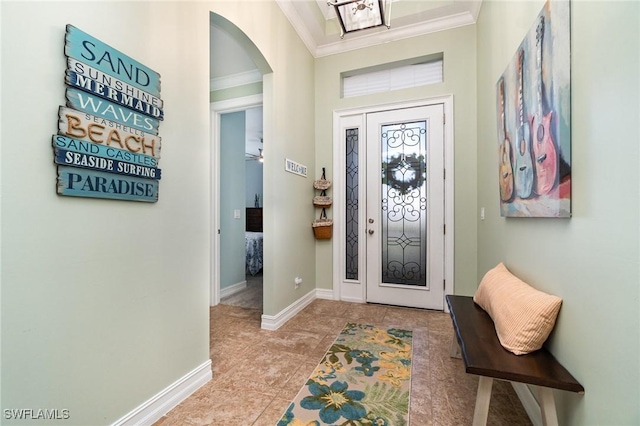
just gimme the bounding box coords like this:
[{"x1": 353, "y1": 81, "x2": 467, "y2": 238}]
[{"x1": 368, "y1": 229, "x2": 374, "y2": 235}]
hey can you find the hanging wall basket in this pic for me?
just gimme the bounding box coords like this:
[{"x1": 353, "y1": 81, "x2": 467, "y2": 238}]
[
  {"x1": 313, "y1": 195, "x2": 333, "y2": 207},
  {"x1": 312, "y1": 208, "x2": 333, "y2": 240},
  {"x1": 313, "y1": 179, "x2": 332, "y2": 191}
]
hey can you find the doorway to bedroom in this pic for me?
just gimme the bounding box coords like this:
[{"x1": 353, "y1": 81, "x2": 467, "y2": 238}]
[
  {"x1": 218, "y1": 106, "x2": 264, "y2": 310},
  {"x1": 210, "y1": 12, "x2": 271, "y2": 312}
]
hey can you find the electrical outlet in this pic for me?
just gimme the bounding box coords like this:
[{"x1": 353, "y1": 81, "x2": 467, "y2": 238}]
[{"x1": 294, "y1": 277, "x2": 302, "y2": 289}]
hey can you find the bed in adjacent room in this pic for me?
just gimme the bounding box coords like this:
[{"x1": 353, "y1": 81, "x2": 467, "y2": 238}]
[
  {"x1": 245, "y1": 232, "x2": 263, "y2": 276},
  {"x1": 245, "y1": 207, "x2": 263, "y2": 275}
]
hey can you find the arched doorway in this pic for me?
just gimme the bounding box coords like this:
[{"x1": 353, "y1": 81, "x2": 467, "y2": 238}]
[{"x1": 209, "y1": 13, "x2": 272, "y2": 311}]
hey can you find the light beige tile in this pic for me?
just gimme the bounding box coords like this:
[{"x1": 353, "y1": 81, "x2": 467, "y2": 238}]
[
  {"x1": 278, "y1": 360, "x2": 320, "y2": 400},
  {"x1": 225, "y1": 345, "x2": 308, "y2": 388},
  {"x1": 302, "y1": 299, "x2": 353, "y2": 316},
  {"x1": 338, "y1": 303, "x2": 390, "y2": 323},
  {"x1": 306, "y1": 334, "x2": 339, "y2": 361},
  {"x1": 260, "y1": 329, "x2": 329, "y2": 355},
  {"x1": 383, "y1": 306, "x2": 431, "y2": 328},
  {"x1": 208, "y1": 370, "x2": 280, "y2": 397},
  {"x1": 280, "y1": 310, "x2": 350, "y2": 335},
  {"x1": 253, "y1": 397, "x2": 292, "y2": 426},
  {"x1": 155, "y1": 300, "x2": 531, "y2": 426}
]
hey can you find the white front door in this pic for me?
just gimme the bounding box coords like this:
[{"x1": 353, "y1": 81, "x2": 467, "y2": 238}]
[{"x1": 365, "y1": 105, "x2": 445, "y2": 309}]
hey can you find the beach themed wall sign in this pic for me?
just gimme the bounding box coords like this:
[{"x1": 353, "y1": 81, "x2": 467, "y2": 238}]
[
  {"x1": 53, "y1": 25, "x2": 163, "y2": 202},
  {"x1": 496, "y1": 0, "x2": 570, "y2": 217}
]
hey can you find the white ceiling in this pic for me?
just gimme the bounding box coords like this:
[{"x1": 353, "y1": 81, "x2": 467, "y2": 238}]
[
  {"x1": 211, "y1": 0, "x2": 482, "y2": 80},
  {"x1": 277, "y1": 0, "x2": 482, "y2": 57}
]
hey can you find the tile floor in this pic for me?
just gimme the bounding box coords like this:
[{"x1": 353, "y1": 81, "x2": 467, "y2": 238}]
[
  {"x1": 219, "y1": 273, "x2": 263, "y2": 310},
  {"x1": 154, "y1": 299, "x2": 532, "y2": 426}
]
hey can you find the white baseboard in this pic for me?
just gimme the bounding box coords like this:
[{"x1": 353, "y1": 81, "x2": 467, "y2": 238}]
[
  {"x1": 112, "y1": 360, "x2": 212, "y2": 426},
  {"x1": 260, "y1": 288, "x2": 360, "y2": 330},
  {"x1": 220, "y1": 280, "x2": 247, "y2": 298},
  {"x1": 260, "y1": 289, "x2": 317, "y2": 330},
  {"x1": 315, "y1": 288, "x2": 335, "y2": 300},
  {"x1": 340, "y1": 295, "x2": 365, "y2": 304},
  {"x1": 511, "y1": 382, "x2": 542, "y2": 426}
]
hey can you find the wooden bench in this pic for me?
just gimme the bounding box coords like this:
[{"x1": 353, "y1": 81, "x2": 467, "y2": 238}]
[{"x1": 446, "y1": 295, "x2": 584, "y2": 426}]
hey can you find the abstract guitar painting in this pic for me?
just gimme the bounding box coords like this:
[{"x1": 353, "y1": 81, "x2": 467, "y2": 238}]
[{"x1": 495, "y1": 0, "x2": 571, "y2": 217}]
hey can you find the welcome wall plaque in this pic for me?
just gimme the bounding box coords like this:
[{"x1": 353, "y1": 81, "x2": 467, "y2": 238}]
[{"x1": 53, "y1": 25, "x2": 164, "y2": 202}]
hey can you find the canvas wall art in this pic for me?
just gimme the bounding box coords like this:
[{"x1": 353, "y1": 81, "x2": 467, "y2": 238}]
[{"x1": 496, "y1": 0, "x2": 571, "y2": 217}]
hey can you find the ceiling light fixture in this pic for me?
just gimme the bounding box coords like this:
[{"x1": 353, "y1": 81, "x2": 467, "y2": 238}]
[{"x1": 328, "y1": 0, "x2": 392, "y2": 39}]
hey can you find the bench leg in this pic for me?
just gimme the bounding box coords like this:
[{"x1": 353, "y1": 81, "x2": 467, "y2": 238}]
[
  {"x1": 450, "y1": 331, "x2": 462, "y2": 358},
  {"x1": 538, "y1": 387, "x2": 559, "y2": 426},
  {"x1": 472, "y1": 376, "x2": 493, "y2": 426}
]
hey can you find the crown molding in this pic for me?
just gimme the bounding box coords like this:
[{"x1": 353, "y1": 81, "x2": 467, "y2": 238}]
[
  {"x1": 315, "y1": 10, "x2": 477, "y2": 57},
  {"x1": 276, "y1": 0, "x2": 481, "y2": 58},
  {"x1": 468, "y1": 0, "x2": 483, "y2": 21},
  {"x1": 275, "y1": 0, "x2": 319, "y2": 57},
  {"x1": 210, "y1": 69, "x2": 263, "y2": 92}
]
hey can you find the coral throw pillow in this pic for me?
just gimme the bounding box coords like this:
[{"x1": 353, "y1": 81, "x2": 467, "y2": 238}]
[{"x1": 473, "y1": 263, "x2": 563, "y2": 355}]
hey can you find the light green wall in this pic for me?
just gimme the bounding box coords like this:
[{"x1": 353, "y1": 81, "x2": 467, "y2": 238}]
[
  {"x1": 1, "y1": 0, "x2": 316, "y2": 423},
  {"x1": 314, "y1": 25, "x2": 478, "y2": 296},
  {"x1": 246, "y1": 160, "x2": 264, "y2": 207},
  {"x1": 220, "y1": 111, "x2": 247, "y2": 289},
  {"x1": 1, "y1": 2, "x2": 212, "y2": 424},
  {"x1": 476, "y1": 1, "x2": 639, "y2": 424},
  {"x1": 208, "y1": 3, "x2": 316, "y2": 316},
  {"x1": 209, "y1": 2, "x2": 316, "y2": 314},
  {"x1": 3, "y1": 0, "x2": 637, "y2": 424},
  {"x1": 210, "y1": 81, "x2": 263, "y2": 103}
]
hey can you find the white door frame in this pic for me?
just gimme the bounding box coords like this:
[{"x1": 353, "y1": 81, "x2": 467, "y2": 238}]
[
  {"x1": 331, "y1": 95, "x2": 455, "y2": 311},
  {"x1": 210, "y1": 94, "x2": 263, "y2": 307},
  {"x1": 366, "y1": 105, "x2": 445, "y2": 309}
]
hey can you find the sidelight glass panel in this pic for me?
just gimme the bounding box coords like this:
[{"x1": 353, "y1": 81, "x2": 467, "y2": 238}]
[
  {"x1": 381, "y1": 121, "x2": 427, "y2": 286},
  {"x1": 345, "y1": 128, "x2": 359, "y2": 280}
]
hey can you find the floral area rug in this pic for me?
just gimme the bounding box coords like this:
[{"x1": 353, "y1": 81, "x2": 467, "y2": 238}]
[{"x1": 278, "y1": 323, "x2": 413, "y2": 426}]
